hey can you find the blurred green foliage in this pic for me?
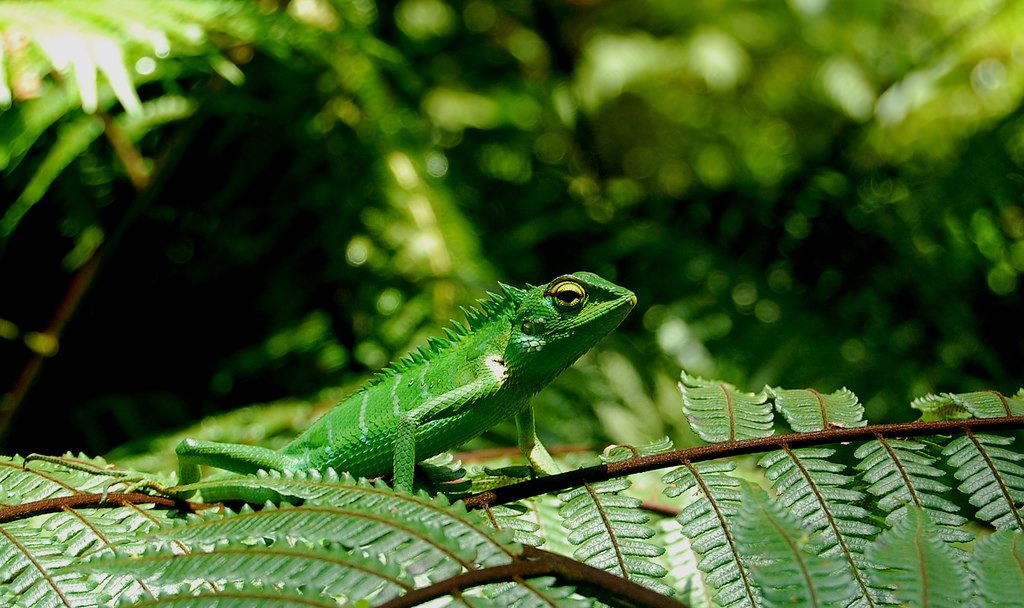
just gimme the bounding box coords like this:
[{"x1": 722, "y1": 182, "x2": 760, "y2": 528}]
[{"x1": 0, "y1": 0, "x2": 1021, "y2": 459}]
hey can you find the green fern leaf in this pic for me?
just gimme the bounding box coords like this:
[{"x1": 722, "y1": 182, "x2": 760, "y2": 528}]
[
  {"x1": 0, "y1": 454, "x2": 163, "y2": 504},
  {"x1": 0, "y1": 0, "x2": 270, "y2": 239},
  {"x1": 854, "y1": 438, "x2": 971, "y2": 543},
  {"x1": 117, "y1": 96, "x2": 196, "y2": 141},
  {"x1": 758, "y1": 447, "x2": 881, "y2": 606},
  {"x1": 481, "y1": 575, "x2": 589, "y2": 608},
  {"x1": 0, "y1": 518, "x2": 107, "y2": 608},
  {"x1": 76, "y1": 473, "x2": 591, "y2": 607},
  {"x1": 0, "y1": 456, "x2": 186, "y2": 608},
  {"x1": 656, "y1": 518, "x2": 715, "y2": 608},
  {"x1": 0, "y1": 0, "x2": 263, "y2": 114},
  {"x1": 164, "y1": 506, "x2": 467, "y2": 582},
  {"x1": 663, "y1": 460, "x2": 760, "y2": 608},
  {"x1": 485, "y1": 502, "x2": 544, "y2": 548},
  {"x1": 477, "y1": 500, "x2": 591, "y2": 608},
  {"x1": 768, "y1": 387, "x2": 865, "y2": 431},
  {"x1": 86, "y1": 540, "x2": 412, "y2": 604},
  {"x1": 947, "y1": 390, "x2": 1024, "y2": 418},
  {"x1": 942, "y1": 432, "x2": 1024, "y2": 530},
  {"x1": 557, "y1": 474, "x2": 671, "y2": 595},
  {"x1": 734, "y1": 485, "x2": 858, "y2": 608},
  {"x1": 493, "y1": 495, "x2": 570, "y2": 562},
  {"x1": 865, "y1": 508, "x2": 969, "y2": 607},
  {"x1": 970, "y1": 530, "x2": 1024, "y2": 607},
  {"x1": 909, "y1": 389, "x2": 1024, "y2": 421},
  {"x1": 679, "y1": 371, "x2": 773, "y2": 443},
  {"x1": 158, "y1": 478, "x2": 519, "y2": 584},
  {"x1": 111, "y1": 589, "x2": 341, "y2": 607},
  {"x1": 910, "y1": 393, "x2": 972, "y2": 422},
  {"x1": 602, "y1": 436, "x2": 675, "y2": 461},
  {"x1": 7, "y1": 7, "x2": 140, "y2": 115}
]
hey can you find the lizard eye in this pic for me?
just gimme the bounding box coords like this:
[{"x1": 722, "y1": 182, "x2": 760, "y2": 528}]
[{"x1": 546, "y1": 280, "x2": 586, "y2": 308}]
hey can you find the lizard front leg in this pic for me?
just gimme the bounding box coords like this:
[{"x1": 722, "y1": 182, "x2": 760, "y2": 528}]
[
  {"x1": 392, "y1": 371, "x2": 504, "y2": 493},
  {"x1": 515, "y1": 405, "x2": 560, "y2": 476}
]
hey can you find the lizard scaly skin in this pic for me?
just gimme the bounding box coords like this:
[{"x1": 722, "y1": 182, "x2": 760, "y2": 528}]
[{"x1": 175, "y1": 272, "x2": 635, "y2": 493}]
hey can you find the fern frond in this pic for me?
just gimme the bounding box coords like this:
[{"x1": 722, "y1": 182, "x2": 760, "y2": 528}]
[
  {"x1": 602, "y1": 436, "x2": 676, "y2": 461},
  {"x1": 910, "y1": 390, "x2": 1024, "y2": 422},
  {"x1": 111, "y1": 589, "x2": 341, "y2": 607},
  {"x1": 86, "y1": 540, "x2": 412, "y2": 604},
  {"x1": 117, "y1": 96, "x2": 196, "y2": 141},
  {"x1": 557, "y1": 473, "x2": 670, "y2": 595},
  {"x1": 758, "y1": 447, "x2": 881, "y2": 606},
  {"x1": 535, "y1": 496, "x2": 583, "y2": 563},
  {"x1": 485, "y1": 502, "x2": 544, "y2": 548},
  {"x1": 0, "y1": 517, "x2": 108, "y2": 608},
  {"x1": 854, "y1": 438, "x2": 971, "y2": 543},
  {"x1": 0, "y1": 0, "x2": 259, "y2": 113},
  {"x1": 0, "y1": 455, "x2": 150, "y2": 502},
  {"x1": 679, "y1": 371, "x2": 772, "y2": 443},
  {"x1": 161, "y1": 477, "x2": 518, "y2": 583},
  {"x1": 865, "y1": 508, "x2": 969, "y2": 607},
  {"x1": 663, "y1": 460, "x2": 759, "y2": 608},
  {"x1": 481, "y1": 575, "x2": 589, "y2": 608},
  {"x1": 768, "y1": 387, "x2": 865, "y2": 431},
  {"x1": 948, "y1": 390, "x2": 1024, "y2": 418},
  {"x1": 0, "y1": 454, "x2": 185, "y2": 607},
  {"x1": 942, "y1": 432, "x2": 1024, "y2": 530},
  {"x1": 655, "y1": 518, "x2": 714, "y2": 608},
  {"x1": 557, "y1": 478, "x2": 668, "y2": 591},
  {"x1": 910, "y1": 393, "x2": 972, "y2": 422},
  {"x1": 0, "y1": 0, "x2": 272, "y2": 240},
  {"x1": 476, "y1": 498, "x2": 593, "y2": 608},
  {"x1": 0, "y1": 88, "x2": 79, "y2": 173},
  {"x1": 970, "y1": 530, "x2": 1024, "y2": 607},
  {"x1": 734, "y1": 486, "x2": 858, "y2": 608}
]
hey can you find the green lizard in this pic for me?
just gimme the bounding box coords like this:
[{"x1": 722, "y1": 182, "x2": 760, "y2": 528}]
[{"x1": 174, "y1": 271, "x2": 635, "y2": 494}]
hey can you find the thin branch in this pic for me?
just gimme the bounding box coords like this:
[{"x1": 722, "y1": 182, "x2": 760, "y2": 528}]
[
  {"x1": 101, "y1": 111, "x2": 152, "y2": 190},
  {"x1": 0, "y1": 492, "x2": 211, "y2": 523},
  {"x1": 464, "y1": 415, "x2": 1024, "y2": 509},
  {"x1": 378, "y1": 545, "x2": 689, "y2": 608}
]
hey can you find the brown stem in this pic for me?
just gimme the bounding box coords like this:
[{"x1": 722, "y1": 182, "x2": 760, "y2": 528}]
[
  {"x1": 101, "y1": 112, "x2": 153, "y2": 190},
  {"x1": 378, "y1": 545, "x2": 688, "y2": 608},
  {"x1": 0, "y1": 492, "x2": 211, "y2": 523},
  {"x1": 464, "y1": 415, "x2": 1024, "y2": 509}
]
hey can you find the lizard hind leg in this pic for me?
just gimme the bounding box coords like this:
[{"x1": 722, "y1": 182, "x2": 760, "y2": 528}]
[{"x1": 175, "y1": 438, "x2": 300, "y2": 487}]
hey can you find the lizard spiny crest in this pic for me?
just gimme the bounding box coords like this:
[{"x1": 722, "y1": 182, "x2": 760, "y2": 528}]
[{"x1": 364, "y1": 281, "x2": 526, "y2": 384}]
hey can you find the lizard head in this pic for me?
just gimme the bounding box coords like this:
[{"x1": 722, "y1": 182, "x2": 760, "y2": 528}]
[{"x1": 502, "y1": 271, "x2": 636, "y2": 384}]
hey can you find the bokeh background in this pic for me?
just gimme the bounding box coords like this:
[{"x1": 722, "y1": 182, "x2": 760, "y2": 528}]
[{"x1": 1, "y1": 0, "x2": 1022, "y2": 462}]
